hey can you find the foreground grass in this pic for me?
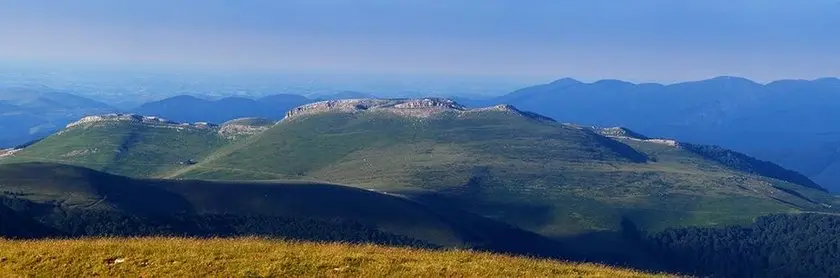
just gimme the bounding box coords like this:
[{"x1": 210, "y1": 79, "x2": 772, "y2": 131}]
[{"x1": 0, "y1": 238, "x2": 671, "y2": 277}]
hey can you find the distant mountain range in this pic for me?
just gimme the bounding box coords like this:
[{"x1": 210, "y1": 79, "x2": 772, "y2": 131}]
[
  {"x1": 131, "y1": 94, "x2": 311, "y2": 124},
  {"x1": 462, "y1": 76, "x2": 840, "y2": 192},
  {"x1": 0, "y1": 87, "x2": 117, "y2": 147},
  {"x1": 0, "y1": 90, "x2": 370, "y2": 147}
]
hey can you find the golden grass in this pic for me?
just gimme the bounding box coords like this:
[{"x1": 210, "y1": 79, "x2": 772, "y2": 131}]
[{"x1": 0, "y1": 237, "x2": 672, "y2": 277}]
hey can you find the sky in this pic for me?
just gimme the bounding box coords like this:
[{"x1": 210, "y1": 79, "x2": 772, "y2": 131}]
[{"x1": 0, "y1": 0, "x2": 838, "y2": 83}]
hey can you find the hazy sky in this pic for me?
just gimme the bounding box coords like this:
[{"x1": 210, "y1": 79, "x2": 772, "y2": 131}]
[{"x1": 1, "y1": 0, "x2": 838, "y2": 82}]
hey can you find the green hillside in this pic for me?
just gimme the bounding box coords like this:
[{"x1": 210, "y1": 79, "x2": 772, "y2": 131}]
[
  {"x1": 170, "y1": 99, "x2": 838, "y2": 236},
  {"x1": 0, "y1": 162, "x2": 581, "y2": 255},
  {"x1": 0, "y1": 114, "x2": 261, "y2": 178},
  {"x1": 6, "y1": 99, "x2": 837, "y2": 238},
  {"x1": 0, "y1": 163, "x2": 453, "y2": 246}
]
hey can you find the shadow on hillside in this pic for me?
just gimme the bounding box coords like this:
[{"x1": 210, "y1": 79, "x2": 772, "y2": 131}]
[
  {"x1": 392, "y1": 191, "x2": 669, "y2": 273},
  {"x1": 549, "y1": 220, "x2": 669, "y2": 273}
]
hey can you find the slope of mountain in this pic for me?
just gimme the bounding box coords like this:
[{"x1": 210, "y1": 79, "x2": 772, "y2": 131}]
[
  {"x1": 158, "y1": 98, "x2": 836, "y2": 237},
  {"x1": 0, "y1": 238, "x2": 670, "y2": 278},
  {"x1": 0, "y1": 203, "x2": 55, "y2": 238},
  {"x1": 1, "y1": 114, "x2": 235, "y2": 178},
  {"x1": 8, "y1": 98, "x2": 836, "y2": 238},
  {"x1": 0, "y1": 87, "x2": 113, "y2": 111},
  {"x1": 488, "y1": 77, "x2": 840, "y2": 192},
  {"x1": 0, "y1": 162, "x2": 581, "y2": 258},
  {"x1": 131, "y1": 94, "x2": 311, "y2": 124},
  {"x1": 592, "y1": 127, "x2": 825, "y2": 191},
  {"x1": 3, "y1": 163, "x2": 837, "y2": 276},
  {"x1": 763, "y1": 141, "x2": 840, "y2": 194}
]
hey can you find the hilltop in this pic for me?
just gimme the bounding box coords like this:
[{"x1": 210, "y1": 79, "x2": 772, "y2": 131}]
[
  {"x1": 282, "y1": 98, "x2": 537, "y2": 121},
  {"x1": 1, "y1": 114, "x2": 272, "y2": 178},
  {"x1": 0, "y1": 238, "x2": 668, "y2": 277}
]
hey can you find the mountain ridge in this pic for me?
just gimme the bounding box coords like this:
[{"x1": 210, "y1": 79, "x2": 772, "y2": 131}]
[
  {"x1": 0, "y1": 87, "x2": 118, "y2": 148},
  {"x1": 593, "y1": 127, "x2": 825, "y2": 191},
  {"x1": 282, "y1": 98, "x2": 544, "y2": 122},
  {"x1": 486, "y1": 77, "x2": 840, "y2": 192},
  {"x1": 131, "y1": 93, "x2": 311, "y2": 124},
  {"x1": 6, "y1": 97, "x2": 827, "y2": 192}
]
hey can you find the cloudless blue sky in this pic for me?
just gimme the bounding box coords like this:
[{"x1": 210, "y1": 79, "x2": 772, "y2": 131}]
[{"x1": 0, "y1": 0, "x2": 838, "y2": 82}]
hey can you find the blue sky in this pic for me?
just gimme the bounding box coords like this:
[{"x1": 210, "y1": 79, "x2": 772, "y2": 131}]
[{"x1": 0, "y1": 0, "x2": 838, "y2": 82}]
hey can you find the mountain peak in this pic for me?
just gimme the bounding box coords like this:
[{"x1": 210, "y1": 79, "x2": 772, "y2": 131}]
[
  {"x1": 814, "y1": 77, "x2": 840, "y2": 86},
  {"x1": 708, "y1": 76, "x2": 760, "y2": 85},
  {"x1": 591, "y1": 79, "x2": 638, "y2": 87},
  {"x1": 549, "y1": 78, "x2": 583, "y2": 87},
  {"x1": 151, "y1": 95, "x2": 209, "y2": 104}
]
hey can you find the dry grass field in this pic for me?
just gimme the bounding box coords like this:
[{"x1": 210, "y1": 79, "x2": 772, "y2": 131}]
[{"x1": 0, "y1": 238, "x2": 673, "y2": 277}]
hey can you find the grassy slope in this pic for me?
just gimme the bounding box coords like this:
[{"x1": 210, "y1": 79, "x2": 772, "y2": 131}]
[
  {"x1": 5, "y1": 109, "x2": 836, "y2": 237},
  {"x1": 176, "y1": 111, "x2": 838, "y2": 236},
  {"x1": 2, "y1": 121, "x2": 229, "y2": 178},
  {"x1": 0, "y1": 238, "x2": 670, "y2": 277},
  {"x1": 0, "y1": 163, "x2": 474, "y2": 246}
]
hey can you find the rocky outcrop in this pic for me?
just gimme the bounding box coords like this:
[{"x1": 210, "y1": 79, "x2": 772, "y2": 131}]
[
  {"x1": 66, "y1": 114, "x2": 174, "y2": 128},
  {"x1": 283, "y1": 98, "x2": 553, "y2": 121},
  {"x1": 597, "y1": 127, "x2": 650, "y2": 140},
  {"x1": 284, "y1": 98, "x2": 463, "y2": 120},
  {"x1": 596, "y1": 127, "x2": 678, "y2": 147},
  {"x1": 219, "y1": 118, "x2": 276, "y2": 139},
  {"x1": 65, "y1": 113, "x2": 218, "y2": 130},
  {"x1": 0, "y1": 148, "x2": 20, "y2": 157}
]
